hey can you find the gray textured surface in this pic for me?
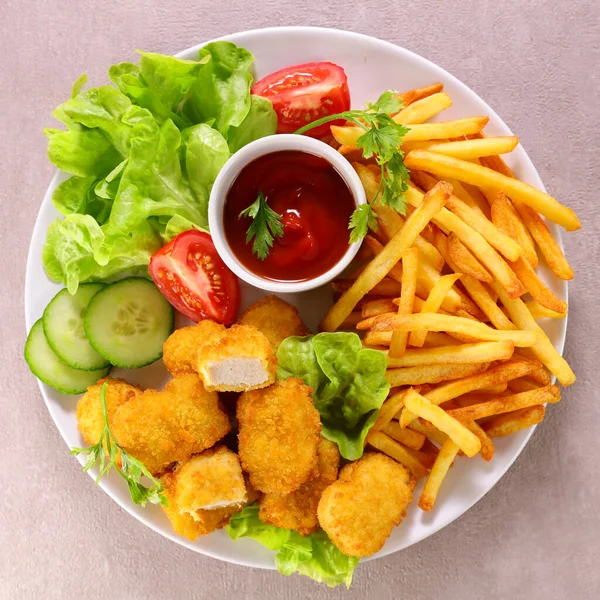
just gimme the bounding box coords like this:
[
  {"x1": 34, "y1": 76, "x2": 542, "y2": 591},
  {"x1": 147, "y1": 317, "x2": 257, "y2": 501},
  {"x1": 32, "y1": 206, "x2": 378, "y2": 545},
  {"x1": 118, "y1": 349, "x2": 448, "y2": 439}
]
[{"x1": 1, "y1": 1, "x2": 599, "y2": 598}]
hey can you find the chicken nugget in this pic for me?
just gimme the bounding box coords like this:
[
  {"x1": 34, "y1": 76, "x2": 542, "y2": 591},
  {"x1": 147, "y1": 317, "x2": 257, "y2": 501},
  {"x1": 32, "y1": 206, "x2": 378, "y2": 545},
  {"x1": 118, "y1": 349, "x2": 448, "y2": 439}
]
[
  {"x1": 318, "y1": 453, "x2": 415, "y2": 557},
  {"x1": 161, "y1": 474, "x2": 237, "y2": 541},
  {"x1": 170, "y1": 446, "x2": 247, "y2": 514},
  {"x1": 196, "y1": 324, "x2": 276, "y2": 392},
  {"x1": 237, "y1": 378, "x2": 321, "y2": 494},
  {"x1": 112, "y1": 374, "x2": 230, "y2": 474},
  {"x1": 163, "y1": 320, "x2": 226, "y2": 376},
  {"x1": 237, "y1": 295, "x2": 310, "y2": 350},
  {"x1": 76, "y1": 378, "x2": 141, "y2": 446},
  {"x1": 260, "y1": 438, "x2": 339, "y2": 535}
]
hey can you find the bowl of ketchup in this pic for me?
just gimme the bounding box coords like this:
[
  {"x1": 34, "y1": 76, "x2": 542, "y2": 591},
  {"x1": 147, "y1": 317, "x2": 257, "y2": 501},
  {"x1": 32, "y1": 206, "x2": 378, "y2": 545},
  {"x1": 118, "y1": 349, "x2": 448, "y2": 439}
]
[{"x1": 208, "y1": 134, "x2": 367, "y2": 293}]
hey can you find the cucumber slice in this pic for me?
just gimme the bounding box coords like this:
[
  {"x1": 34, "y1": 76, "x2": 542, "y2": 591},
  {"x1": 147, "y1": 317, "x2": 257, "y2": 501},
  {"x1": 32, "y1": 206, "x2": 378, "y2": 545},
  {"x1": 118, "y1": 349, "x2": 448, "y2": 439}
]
[
  {"x1": 42, "y1": 283, "x2": 110, "y2": 371},
  {"x1": 84, "y1": 277, "x2": 174, "y2": 369},
  {"x1": 25, "y1": 320, "x2": 111, "y2": 394}
]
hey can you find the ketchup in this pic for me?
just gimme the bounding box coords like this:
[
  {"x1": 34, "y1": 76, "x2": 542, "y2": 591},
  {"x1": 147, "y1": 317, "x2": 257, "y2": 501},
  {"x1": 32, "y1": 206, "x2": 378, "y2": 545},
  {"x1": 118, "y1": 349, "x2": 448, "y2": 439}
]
[{"x1": 223, "y1": 150, "x2": 356, "y2": 283}]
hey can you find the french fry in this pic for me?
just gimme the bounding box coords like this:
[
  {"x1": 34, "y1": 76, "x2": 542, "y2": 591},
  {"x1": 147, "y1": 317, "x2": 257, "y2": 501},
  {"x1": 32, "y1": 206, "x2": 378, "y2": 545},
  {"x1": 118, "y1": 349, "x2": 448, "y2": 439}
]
[
  {"x1": 321, "y1": 182, "x2": 452, "y2": 332},
  {"x1": 494, "y1": 283, "x2": 576, "y2": 385},
  {"x1": 371, "y1": 313, "x2": 538, "y2": 347},
  {"x1": 447, "y1": 385, "x2": 560, "y2": 422},
  {"x1": 406, "y1": 184, "x2": 525, "y2": 298},
  {"x1": 366, "y1": 389, "x2": 409, "y2": 442},
  {"x1": 382, "y1": 420, "x2": 426, "y2": 450},
  {"x1": 390, "y1": 248, "x2": 419, "y2": 357},
  {"x1": 386, "y1": 341, "x2": 514, "y2": 368},
  {"x1": 386, "y1": 362, "x2": 489, "y2": 387},
  {"x1": 433, "y1": 230, "x2": 517, "y2": 330},
  {"x1": 443, "y1": 177, "x2": 489, "y2": 216},
  {"x1": 332, "y1": 117, "x2": 489, "y2": 148},
  {"x1": 507, "y1": 378, "x2": 540, "y2": 393},
  {"x1": 405, "y1": 150, "x2": 581, "y2": 231},
  {"x1": 404, "y1": 389, "x2": 482, "y2": 457},
  {"x1": 509, "y1": 256, "x2": 567, "y2": 314},
  {"x1": 446, "y1": 233, "x2": 492, "y2": 282},
  {"x1": 363, "y1": 236, "x2": 459, "y2": 311},
  {"x1": 408, "y1": 274, "x2": 462, "y2": 347},
  {"x1": 404, "y1": 136, "x2": 519, "y2": 160},
  {"x1": 408, "y1": 419, "x2": 449, "y2": 447},
  {"x1": 477, "y1": 383, "x2": 509, "y2": 394},
  {"x1": 332, "y1": 278, "x2": 401, "y2": 297},
  {"x1": 525, "y1": 300, "x2": 567, "y2": 320},
  {"x1": 357, "y1": 312, "x2": 396, "y2": 330},
  {"x1": 420, "y1": 331, "x2": 462, "y2": 347},
  {"x1": 423, "y1": 358, "x2": 544, "y2": 407},
  {"x1": 414, "y1": 170, "x2": 523, "y2": 261},
  {"x1": 482, "y1": 405, "x2": 546, "y2": 438},
  {"x1": 509, "y1": 354, "x2": 551, "y2": 385},
  {"x1": 479, "y1": 155, "x2": 574, "y2": 281},
  {"x1": 368, "y1": 432, "x2": 429, "y2": 478},
  {"x1": 397, "y1": 83, "x2": 444, "y2": 107},
  {"x1": 353, "y1": 163, "x2": 445, "y2": 270},
  {"x1": 402, "y1": 117, "x2": 489, "y2": 142},
  {"x1": 464, "y1": 421, "x2": 494, "y2": 461},
  {"x1": 361, "y1": 298, "x2": 397, "y2": 318},
  {"x1": 490, "y1": 191, "x2": 538, "y2": 267},
  {"x1": 418, "y1": 439, "x2": 459, "y2": 511},
  {"x1": 393, "y1": 92, "x2": 452, "y2": 125}
]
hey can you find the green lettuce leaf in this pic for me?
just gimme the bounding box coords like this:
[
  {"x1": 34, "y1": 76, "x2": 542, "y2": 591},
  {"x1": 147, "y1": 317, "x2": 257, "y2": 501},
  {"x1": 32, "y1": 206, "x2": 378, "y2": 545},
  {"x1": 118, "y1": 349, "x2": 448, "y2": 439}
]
[
  {"x1": 227, "y1": 95, "x2": 277, "y2": 153},
  {"x1": 226, "y1": 504, "x2": 359, "y2": 588},
  {"x1": 277, "y1": 333, "x2": 390, "y2": 460},
  {"x1": 42, "y1": 215, "x2": 162, "y2": 293},
  {"x1": 186, "y1": 41, "x2": 254, "y2": 136}
]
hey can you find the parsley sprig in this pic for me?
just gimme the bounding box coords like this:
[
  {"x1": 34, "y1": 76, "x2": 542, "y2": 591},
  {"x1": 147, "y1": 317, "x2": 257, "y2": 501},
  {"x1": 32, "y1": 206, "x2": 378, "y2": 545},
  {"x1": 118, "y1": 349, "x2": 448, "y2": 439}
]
[
  {"x1": 295, "y1": 91, "x2": 411, "y2": 242},
  {"x1": 238, "y1": 191, "x2": 284, "y2": 260},
  {"x1": 70, "y1": 381, "x2": 167, "y2": 508}
]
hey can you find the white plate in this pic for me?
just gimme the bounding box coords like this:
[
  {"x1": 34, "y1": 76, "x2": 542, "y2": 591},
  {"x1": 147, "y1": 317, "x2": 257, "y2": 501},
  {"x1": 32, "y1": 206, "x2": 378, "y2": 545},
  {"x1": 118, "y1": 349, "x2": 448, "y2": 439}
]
[{"x1": 24, "y1": 26, "x2": 568, "y2": 570}]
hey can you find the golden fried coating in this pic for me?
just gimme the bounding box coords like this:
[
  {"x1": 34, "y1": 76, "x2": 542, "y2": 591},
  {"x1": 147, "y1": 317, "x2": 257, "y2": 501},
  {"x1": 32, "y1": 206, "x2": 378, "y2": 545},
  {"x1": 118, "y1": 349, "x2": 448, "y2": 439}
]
[
  {"x1": 317, "y1": 453, "x2": 415, "y2": 557},
  {"x1": 237, "y1": 378, "x2": 321, "y2": 494},
  {"x1": 196, "y1": 324, "x2": 276, "y2": 392},
  {"x1": 237, "y1": 295, "x2": 310, "y2": 350},
  {"x1": 76, "y1": 378, "x2": 141, "y2": 446},
  {"x1": 260, "y1": 438, "x2": 339, "y2": 535},
  {"x1": 170, "y1": 446, "x2": 247, "y2": 513},
  {"x1": 161, "y1": 474, "x2": 238, "y2": 541},
  {"x1": 163, "y1": 320, "x2": 226, "y2": 376},
  {"x1": 112, "y1": 374, "x2": 230, "y2": 475}
]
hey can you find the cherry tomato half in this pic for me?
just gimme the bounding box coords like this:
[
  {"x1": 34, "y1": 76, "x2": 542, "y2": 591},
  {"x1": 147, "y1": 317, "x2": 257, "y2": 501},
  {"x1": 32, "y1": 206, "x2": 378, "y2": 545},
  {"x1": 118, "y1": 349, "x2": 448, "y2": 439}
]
[
  {"x1": 149, "y1": 230, "x2": 240, "y2": 325},
  {"x1": 252, "y1": 62, "x2": 350, "y2": 137}
]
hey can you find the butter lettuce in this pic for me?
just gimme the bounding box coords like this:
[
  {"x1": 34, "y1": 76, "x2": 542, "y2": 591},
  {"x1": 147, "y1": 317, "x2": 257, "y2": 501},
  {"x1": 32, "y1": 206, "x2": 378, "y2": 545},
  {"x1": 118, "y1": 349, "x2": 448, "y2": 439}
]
[
  {"x1": 43, "y1": 42, "x2": 276, "y2": 292},
  {"x1": 226, "y1": 504, "x2": 359, "y2": 588},
  {"x1": 277, "y1": 333, "x2": 390, "y2": 460}
]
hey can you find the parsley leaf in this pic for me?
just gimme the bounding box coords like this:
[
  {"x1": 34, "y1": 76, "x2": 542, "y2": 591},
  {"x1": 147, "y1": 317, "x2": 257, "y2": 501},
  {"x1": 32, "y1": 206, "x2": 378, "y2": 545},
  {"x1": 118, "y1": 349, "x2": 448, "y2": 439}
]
[
  {"x1": 294, "y1": 91, "x2": 411, "y2": 241},
  {"x1": 349, "y1": 204, "x2": 378, "y2": 244},
  {"x1": 239, "y1": 191, "x2": 284, "y2": 260},
  {"x1": 70, "y1": 381, "x2": 167, "y2": 508}
]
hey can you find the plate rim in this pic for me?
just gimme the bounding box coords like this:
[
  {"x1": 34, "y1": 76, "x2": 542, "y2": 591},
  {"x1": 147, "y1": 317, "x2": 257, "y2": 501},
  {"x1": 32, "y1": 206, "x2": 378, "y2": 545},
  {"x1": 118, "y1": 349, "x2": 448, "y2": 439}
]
[{"x1": 24, "y1": 25, "x2": 568, "y2": 570}]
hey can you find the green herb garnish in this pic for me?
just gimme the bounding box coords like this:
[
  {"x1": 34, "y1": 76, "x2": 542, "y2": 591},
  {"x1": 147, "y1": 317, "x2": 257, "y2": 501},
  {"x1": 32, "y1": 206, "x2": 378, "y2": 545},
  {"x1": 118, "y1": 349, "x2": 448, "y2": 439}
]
[
  {"x1": 295, "y1": 90, "x2": 411, "y2": 241},
  {"x1": 70, "y1": 381, "x2": 167, "y2": 507},
  {"x1": 238, "y1": 191, "x2": 284, "y2": 260}
]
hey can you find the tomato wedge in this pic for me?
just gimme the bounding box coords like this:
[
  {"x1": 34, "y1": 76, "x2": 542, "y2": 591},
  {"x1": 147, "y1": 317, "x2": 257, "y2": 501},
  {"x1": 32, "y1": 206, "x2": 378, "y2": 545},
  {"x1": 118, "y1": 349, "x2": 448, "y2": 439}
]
[
  {"x1": 252, "y1": 62, "x2": 350, "y2": 137},
  {"x1": 149, "y1": 230, "x2": 240, "y2": 325}
]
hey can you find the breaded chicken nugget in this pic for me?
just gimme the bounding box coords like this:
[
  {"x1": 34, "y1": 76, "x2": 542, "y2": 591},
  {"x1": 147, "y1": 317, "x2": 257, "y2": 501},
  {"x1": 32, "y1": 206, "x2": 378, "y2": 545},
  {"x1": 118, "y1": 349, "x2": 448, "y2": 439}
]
[
  {"x1": 260, "y1": 438, "x2": 339, "y2": 535},
  {"x1": 163, "y1": 320, "x2": 226, "y2": 376},
  {"x1": 76, "y1": 378, "x2": 141, "y2": 446},
  {"x1": 196, "y1": 324, "x2": 276, "y2": 392},
  {"x1": 237, "y1": 378, "x2": 321, "y2": 494},
  {"x1": 161, "y1": 475, "x2": 238, "y2": 541},
  {"x1": 237, "y1": 295, "x2": 310, "y2": 350},
  {"x1": 170, "y1": 446, "x2": 247, "y2": 514},
  {"x1": 112, "y1": 374, "x2": 230, "y2": 474},
  {"x1": 318, "y1": 453, "x2": 416, "y2": 557}
]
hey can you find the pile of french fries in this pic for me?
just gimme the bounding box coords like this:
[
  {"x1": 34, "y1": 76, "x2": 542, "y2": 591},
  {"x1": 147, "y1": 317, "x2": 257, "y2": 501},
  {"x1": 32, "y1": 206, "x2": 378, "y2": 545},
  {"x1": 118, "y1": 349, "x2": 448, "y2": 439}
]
[{"x1": 323, "y1": 83, "x2": 578, "y2": 512}]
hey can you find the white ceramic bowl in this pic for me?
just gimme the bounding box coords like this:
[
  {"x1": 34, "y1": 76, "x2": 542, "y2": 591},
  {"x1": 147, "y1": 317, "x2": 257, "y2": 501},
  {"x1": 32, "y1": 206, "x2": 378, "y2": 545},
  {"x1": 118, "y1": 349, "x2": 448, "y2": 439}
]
[
  {"x1": 25, "y1": 26, "x2": 568, "y2": 570},
  {"x1": 208, "y1": 134, "x2": 366, "y2": 293}
]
